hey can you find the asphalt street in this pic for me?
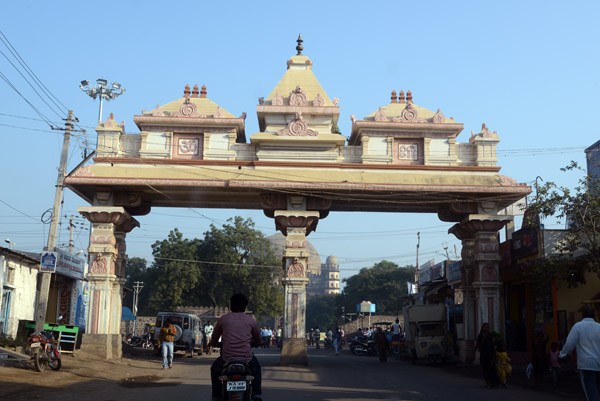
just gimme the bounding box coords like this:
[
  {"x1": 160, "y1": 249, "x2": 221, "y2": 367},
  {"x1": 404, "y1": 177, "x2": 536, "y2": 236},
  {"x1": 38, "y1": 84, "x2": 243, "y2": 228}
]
[{"x1": 1, "y1": 346, "x2": 587, "y2": 401}]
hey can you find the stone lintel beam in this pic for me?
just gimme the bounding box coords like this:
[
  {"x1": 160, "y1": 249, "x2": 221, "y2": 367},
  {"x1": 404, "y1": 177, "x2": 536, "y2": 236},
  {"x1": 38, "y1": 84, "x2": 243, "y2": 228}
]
[{"x1": 274, "y1": 210, "x2": 320, "y2": 236}]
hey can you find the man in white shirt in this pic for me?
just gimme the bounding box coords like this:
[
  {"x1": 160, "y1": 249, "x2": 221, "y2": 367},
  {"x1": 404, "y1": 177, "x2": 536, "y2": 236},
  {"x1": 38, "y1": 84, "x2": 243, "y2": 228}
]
[
  {"x1": 204, "y1": 321, "x2": 214, "y2": 355},
  {"x1": 392, "y1": 319, "x2": 401, "y2": 341},
  {"x1": 560, "y1": 305, "x2": 600, "y2": 401}
]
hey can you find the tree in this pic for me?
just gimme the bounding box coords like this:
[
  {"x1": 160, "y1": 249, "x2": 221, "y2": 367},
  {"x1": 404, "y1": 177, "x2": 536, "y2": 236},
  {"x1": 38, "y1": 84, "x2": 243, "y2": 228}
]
[
  {"x1": 528, "y1": 161, "x2": 600, "y2": 284},
  {"x1": 147, "y1": 217, "x2": 283, "y2": 317},
  {"x1": 342, "y1": 260, "x2": 415, "y2": 316},
  {"x1": 306, "y1": 294, "x2": 341, "y2": 330}
]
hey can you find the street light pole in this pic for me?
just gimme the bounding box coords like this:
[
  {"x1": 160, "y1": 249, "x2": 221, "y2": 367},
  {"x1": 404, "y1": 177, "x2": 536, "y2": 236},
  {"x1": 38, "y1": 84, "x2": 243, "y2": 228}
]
[{"x1": 79, "y1": 79, "x2": 125, "y2": 123}]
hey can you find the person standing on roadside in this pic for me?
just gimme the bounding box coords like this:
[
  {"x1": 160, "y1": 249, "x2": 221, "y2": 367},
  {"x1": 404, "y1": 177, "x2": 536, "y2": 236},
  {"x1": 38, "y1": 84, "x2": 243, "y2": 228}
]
[
  {"x1": 559, "y1": 305, "x2": 600, "y2": 401},
  {"x1": 374, "y1": 327, "x2": 389, "y2": 362},
  {"x1": 159, "y1": 318, "x2": 176, "y2": 370},
  {"x1": 204, "y1": 320, "x2": 214, "y2": 355},
  {"x1": 476, "y1": 323, "x2": 499, "y2": 388},
  {"x1": 276, "y1": 326, "x2": 282, "y2": 349},
  {"x1": 333, "y1": 327, "x2": 342, "y2": 355}
]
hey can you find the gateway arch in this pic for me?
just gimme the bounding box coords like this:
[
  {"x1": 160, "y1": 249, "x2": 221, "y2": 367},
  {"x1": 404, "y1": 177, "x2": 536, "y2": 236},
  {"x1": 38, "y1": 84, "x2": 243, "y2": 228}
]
[{"x1": 66, "y1": 42, "x2": 530, "y2": 362}]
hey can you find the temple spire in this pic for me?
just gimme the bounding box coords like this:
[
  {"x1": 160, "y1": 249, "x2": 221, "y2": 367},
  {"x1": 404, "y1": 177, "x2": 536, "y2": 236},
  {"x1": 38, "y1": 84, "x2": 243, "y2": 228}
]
[{"x1": 296, "y1": 34, "x2": 304, "y2": 55}]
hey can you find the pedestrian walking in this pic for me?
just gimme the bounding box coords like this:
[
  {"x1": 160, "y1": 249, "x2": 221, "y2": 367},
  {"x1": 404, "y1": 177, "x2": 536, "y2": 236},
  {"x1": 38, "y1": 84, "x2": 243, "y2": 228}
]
[
  {"x1": 204, "y1": 320, "x2": 214, "y2": 355},
  {"x1": 374, "y1": 327, "x2": 389, "y2": 362},
  {"x1": 559, "y1": 305, "x2": 600, "y2": 401},
  {"x1": 531, "y1": 332, "x2": 549, "y2": 386},
  {"x1": 496, "y1": 341, "x2": 512, "y2": 388},
  {"x1": 276, "y1": 326, "x2": 282, "y2": 349},
  {"x1": 333, "y1": 327, "x2": 342, "y2": 355},
  {"x1": 159, "y1": 318, "x2": 176, "y2": 370},
  {"x1": 314, "y1": 327, "x2": 321, "y2": 349},
  {"x1": 476, "y1": 323, "x2": 499, "y2": 388}
]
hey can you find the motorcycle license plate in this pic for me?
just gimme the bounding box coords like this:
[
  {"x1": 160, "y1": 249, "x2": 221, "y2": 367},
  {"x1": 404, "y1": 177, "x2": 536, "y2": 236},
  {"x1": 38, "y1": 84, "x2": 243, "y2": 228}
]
[
  {"x1": 30, "y1": 342, "x2": 40, "y2": 348},
  {"x1": 226, "y1": 381, "x2": 246, "y2": 391}
]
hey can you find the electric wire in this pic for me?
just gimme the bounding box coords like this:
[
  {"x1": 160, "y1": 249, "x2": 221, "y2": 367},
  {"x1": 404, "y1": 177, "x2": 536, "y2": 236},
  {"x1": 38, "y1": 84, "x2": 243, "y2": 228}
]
[{"x1": 0, "y1": 29, "x2": 69, "y2": 115}]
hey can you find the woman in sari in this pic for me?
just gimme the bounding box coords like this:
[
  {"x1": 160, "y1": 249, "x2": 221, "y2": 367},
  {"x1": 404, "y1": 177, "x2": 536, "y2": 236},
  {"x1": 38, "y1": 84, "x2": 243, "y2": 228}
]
[{"x1": 476, "y1": 323, "x2": 499, "y2": 388}]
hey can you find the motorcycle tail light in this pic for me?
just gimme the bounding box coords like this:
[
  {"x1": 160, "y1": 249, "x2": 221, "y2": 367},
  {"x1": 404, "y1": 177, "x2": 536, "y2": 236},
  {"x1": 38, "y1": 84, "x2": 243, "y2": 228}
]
[
  {"x1": 31, "y1": 338, "x2": 40, "y2": 343},
  {"x1": 219, "y1": 376, "x2": 228, "y2": 381},
  {"x1": 231, "y1": 375, "x2": 242, "y2": 380}
]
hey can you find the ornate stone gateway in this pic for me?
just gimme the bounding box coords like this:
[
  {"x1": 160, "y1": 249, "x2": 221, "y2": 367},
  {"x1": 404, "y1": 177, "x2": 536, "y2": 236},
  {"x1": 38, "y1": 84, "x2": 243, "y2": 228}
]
[{"x1": 66, "y1": 38, "x2": 530, "y2": 362}]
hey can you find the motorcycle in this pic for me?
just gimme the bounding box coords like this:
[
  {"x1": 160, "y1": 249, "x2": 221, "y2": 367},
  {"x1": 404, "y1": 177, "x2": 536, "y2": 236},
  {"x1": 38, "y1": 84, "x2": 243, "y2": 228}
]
[
  {"x1": 141, "y1": 333, "x2": 153, "y2": 349},
  {"x1": 218, "y1": 357, "x2": 254, "y2": 401},
  {"x1": 28, "y1": 329, "x2": 61, "y2": 372},
  {"x1": 349, "y1": 335, "x2": 377, "y2": 356}
]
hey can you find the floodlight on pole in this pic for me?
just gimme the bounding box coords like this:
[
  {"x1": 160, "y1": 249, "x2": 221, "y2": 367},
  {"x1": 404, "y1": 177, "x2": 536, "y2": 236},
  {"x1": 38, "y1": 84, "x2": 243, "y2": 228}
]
[{"x1": 79, "y1": 78, "x2": 126, "y2": 123}]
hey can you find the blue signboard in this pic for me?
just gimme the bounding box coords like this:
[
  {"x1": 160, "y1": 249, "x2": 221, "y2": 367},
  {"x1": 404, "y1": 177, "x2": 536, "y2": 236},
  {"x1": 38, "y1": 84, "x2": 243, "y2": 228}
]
[
  {"x1": 447, "y1": 261, "x2": 462, "y2": 282},
  {"x1": 40, "y1": 252, "x2": 57, "y2": 273}
]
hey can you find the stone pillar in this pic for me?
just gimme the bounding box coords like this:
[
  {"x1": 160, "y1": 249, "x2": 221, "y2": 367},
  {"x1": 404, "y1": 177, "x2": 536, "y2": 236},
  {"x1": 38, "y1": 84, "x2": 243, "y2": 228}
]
[
  {"x1": 261, "y1": 194, "x2": 330, "y2": 365},
  {"x1": 275, "y1": 210, "x2": 319, "y2": 365},
  {"x1": 450, "y1": 217, "x2": 508, "y2": 364},
  {"x1": 78, "y1": 206, "x2": 139, "y2": 359}
]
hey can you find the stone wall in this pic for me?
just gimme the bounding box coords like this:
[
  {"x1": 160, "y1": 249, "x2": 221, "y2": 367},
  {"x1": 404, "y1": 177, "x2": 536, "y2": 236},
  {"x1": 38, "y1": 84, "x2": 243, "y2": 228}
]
[{"x1": 340, "y1": 314, "x2": 404, "y2": 338}]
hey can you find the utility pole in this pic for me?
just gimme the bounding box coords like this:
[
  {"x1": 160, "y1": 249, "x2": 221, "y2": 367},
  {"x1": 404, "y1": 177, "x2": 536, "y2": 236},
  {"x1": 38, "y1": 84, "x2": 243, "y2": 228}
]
[
  {"x1": 132, "y1": 281, "x2": 144, "y2": 335},
  {"x1": 414, "y1": 232, "x2": 421, "y2": 294},
  {"x1": 35, "y1": 110, "x2": 74, "y2": 333},
  {"x1": 68, "y1": 215, "x2": 75, "y2": 254}
]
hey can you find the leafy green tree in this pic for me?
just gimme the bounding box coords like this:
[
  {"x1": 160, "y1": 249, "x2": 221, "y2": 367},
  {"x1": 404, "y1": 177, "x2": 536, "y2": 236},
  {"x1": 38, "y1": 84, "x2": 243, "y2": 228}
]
[
  {"x1": 528, "y1": 161, "x2": 600, "y2": 284},
  {"x1": 342, "y1": 260, "x2": 414, "y2": 316},
  {"x1": 306, "y1": 294, "x2": 341, "y2": 330},
  {"x1": 147, "y1": 217, "x2": 283, "y2": 317}
]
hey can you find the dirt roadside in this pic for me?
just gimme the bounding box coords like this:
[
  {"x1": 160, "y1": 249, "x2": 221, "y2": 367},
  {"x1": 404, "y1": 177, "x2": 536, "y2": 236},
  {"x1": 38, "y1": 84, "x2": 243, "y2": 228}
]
[{"x1": 0, "y1": 346, "x2": 185, "y2": 400}]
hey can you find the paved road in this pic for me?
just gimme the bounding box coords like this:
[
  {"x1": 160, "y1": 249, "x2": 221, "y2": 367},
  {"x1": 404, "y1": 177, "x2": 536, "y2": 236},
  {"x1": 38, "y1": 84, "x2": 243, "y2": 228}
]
[{"x1": 2, "y1": 346, "x2": 586, "y2": 401}]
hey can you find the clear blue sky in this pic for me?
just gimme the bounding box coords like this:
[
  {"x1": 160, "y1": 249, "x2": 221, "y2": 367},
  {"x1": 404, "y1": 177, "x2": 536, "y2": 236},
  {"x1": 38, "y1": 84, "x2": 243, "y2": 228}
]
[{"x1": 1, "y1": 1, "x2": 598, "y2": 281}]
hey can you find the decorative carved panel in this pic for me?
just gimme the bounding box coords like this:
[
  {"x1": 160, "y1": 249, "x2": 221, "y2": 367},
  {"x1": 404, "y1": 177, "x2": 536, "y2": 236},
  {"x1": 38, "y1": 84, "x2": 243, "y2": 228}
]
[
  {"x1": 172, "y1": 98, "x2": 204, "y2": 118},
  {"x1": 313, "y1": 93, "x2": 325, "y2": 107},
  {"x1": 374, "y1": 107, "x2": 387, "y2": 122},
  {"x1": 289, "y1": 85, "x2": 307, "y2": 106},
  {"x1": 272, "y1": 93, "x2": 283, "y2": 106},
  {"x1": 277, "y1": 112, "x2": 317, "y2": 136}
]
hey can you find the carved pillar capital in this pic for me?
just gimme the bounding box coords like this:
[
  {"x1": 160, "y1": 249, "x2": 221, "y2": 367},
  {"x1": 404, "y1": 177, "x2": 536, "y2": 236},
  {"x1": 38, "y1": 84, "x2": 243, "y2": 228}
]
[
  {"x1": 274, "y1": 210, "x2": 320, "y2": 236},
  {"x1": 78, "y1": 206, "x2": 140, "y2": 230},
  {"x1": 261, "y1": 194, "x2": 331, "y2": 220}
]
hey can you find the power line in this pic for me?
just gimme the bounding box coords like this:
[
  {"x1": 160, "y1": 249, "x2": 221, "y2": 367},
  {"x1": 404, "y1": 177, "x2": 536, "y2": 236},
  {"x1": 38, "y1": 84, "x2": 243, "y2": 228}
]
[{"x1": 0, "y1": 29, "x2": 69, "y2": 116}]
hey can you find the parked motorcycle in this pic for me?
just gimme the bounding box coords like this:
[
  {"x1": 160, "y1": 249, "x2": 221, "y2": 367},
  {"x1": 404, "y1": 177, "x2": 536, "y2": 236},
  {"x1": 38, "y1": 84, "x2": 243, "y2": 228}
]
[
  {"x1": 218, "y1": 357, "x2": 254, "y2": 401},
  {"x1": 349, "y1": 335, "x2": 377, "y2": 356},
  {"x1": 28, "y1": 329, "x2": 61, "y2": 372},
  {"x1": 141, "y1": 333, "x2": 153, "y2": 349}
]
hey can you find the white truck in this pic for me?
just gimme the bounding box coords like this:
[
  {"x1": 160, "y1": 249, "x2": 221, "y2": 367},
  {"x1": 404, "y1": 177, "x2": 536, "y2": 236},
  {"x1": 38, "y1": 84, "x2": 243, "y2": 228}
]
[{"x1": 403, "y1": 304, "x2": 448, "y2": 365}]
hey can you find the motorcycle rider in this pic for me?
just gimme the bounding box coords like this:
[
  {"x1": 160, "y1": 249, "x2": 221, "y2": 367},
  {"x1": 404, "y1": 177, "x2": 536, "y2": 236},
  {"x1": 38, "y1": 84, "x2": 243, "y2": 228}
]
[{"x1": 210, "y1": 293, "x2": 263, "y2": 401}]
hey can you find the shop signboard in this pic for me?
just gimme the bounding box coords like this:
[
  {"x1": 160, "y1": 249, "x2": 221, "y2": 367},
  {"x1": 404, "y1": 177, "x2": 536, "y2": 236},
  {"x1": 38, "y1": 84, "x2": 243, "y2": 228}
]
[
  {"x1": 512, "y1": 226, "x2": 539, "y2": 262},
  {"x1": 419, "y1": 260, "x2": 445, "y2": 285},
  {"x1": 40, "y1": 252, "x2": 57, "y2": 273},
  {"x1": 447, "y1": 261, "x2": 462, "y2": 282},
  {"x1": 55, "y1": 250, "x2": 85, "y2": 280},
  {"x1": 356, "y1": 302, "x2": 376, "y2": 313}
]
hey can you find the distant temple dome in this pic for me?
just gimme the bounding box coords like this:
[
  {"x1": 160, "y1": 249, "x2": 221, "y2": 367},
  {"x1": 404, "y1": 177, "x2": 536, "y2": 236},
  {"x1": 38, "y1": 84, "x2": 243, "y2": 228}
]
[
  {"x1": 266, "y1": 233, "x2": 321, "y2": 275},
  {"x1": 326, "y1": 255, "x2": 338, "y2": 268}
]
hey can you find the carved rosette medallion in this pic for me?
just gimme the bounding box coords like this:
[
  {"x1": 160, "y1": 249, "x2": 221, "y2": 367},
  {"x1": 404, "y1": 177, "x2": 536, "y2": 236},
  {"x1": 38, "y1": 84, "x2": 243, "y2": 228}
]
[
  {"x1": 287, "y1": 257, "x2": 305, "y2": 278},
  {"x1": 289, "y1": 85, "x2": 307, "y2": 106},
  {"x1": 398, "y1": 103, "x2": 425, "y2": 122},
  {"x1": 313, "y1": 93, "x2": 325, "y2": 107},
  {"x1": 272, "y1": 93, "x2": 283, "y2": 106},
  {"x1": 277, "y1": 112, "x2": 318, "y2": 136},
  {"x1": 374, "y1": 107, "x2": 387, "y2": 122},
  {"x1": 172, "y1": 98, "x2": 203, "y2": 118}
]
